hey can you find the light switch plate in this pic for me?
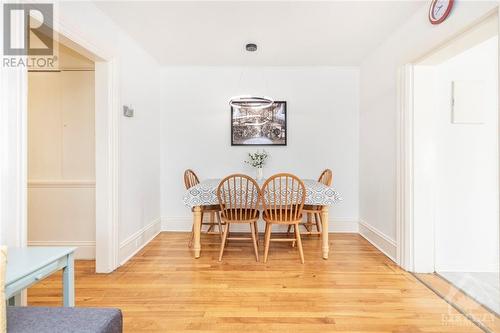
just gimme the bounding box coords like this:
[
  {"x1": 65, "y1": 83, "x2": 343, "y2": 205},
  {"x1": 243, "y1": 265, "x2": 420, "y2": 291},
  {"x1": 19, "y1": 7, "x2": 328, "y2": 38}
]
[{"x1": 123, "y1": 105, "x2": 134, "y2": 117}]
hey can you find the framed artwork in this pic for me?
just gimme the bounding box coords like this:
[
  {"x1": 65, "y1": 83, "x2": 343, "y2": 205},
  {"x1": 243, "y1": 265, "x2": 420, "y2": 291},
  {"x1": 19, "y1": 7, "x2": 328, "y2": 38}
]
[{"x1": 231, "y1": 101, "x2": 287, "y2": 146}]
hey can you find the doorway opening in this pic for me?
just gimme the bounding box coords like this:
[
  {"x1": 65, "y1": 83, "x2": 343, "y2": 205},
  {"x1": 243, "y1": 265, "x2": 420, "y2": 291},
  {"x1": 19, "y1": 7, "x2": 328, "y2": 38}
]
[
  {"x1": 399, "y1": 11, "x2": 500, "y2": 329},
  {"x1": 20, "y1": 21, "x2": 120, "y2": 275},
  {"x1": 27, "y1": 41, "x2": 96, "y2": 261}
]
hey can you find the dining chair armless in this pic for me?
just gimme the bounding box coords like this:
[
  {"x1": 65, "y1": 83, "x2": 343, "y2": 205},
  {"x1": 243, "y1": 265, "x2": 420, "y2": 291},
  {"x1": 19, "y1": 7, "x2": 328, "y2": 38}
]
[
  {"x1": 217, "y1": 174, "x2": 260, "y2": 262},
  {"x1": 289, "y1": 169, "x2": 332, "y2": 237},
  {"x1": 262, "y1": 173, "x2": 306, "y2": 263},
  {"x1": 184, "y1": 169, "x2": 223, "y2": 247}
]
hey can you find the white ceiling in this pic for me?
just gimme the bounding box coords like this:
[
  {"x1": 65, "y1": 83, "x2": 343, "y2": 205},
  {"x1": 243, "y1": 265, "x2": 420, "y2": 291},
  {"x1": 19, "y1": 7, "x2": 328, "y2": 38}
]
[{"x1": 95, "y1": 1, "x2": 424, "y2": 66}]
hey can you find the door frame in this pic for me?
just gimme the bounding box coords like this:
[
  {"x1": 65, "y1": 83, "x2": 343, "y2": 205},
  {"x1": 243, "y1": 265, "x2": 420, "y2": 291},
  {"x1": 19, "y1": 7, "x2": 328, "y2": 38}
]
[
  {"x1": 0, "y1": 8, "x2": 120, "y2": 273},
  {"x1": 396, "y1": 9, "x2": 500, "y2": 273},
  {"x1": 396, "y1": 64, "x2": 416, "y2": 271},
  {"x1": 46, "y1": 15, "x2": 121, "y2": 273}
]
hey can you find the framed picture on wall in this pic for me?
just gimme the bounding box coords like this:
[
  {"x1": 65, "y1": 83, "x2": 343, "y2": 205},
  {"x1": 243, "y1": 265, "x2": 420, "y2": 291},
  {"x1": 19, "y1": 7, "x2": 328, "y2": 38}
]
[{"x1": 231, "y1": 101, "x2": 287, "y2": 146}]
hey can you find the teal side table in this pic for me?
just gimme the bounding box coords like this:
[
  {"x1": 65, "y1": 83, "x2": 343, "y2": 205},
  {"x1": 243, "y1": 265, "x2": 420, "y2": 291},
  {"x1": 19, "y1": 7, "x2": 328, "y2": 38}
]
[{"x1": 6, "y1": 247, "x2": 76, "y2": 306}]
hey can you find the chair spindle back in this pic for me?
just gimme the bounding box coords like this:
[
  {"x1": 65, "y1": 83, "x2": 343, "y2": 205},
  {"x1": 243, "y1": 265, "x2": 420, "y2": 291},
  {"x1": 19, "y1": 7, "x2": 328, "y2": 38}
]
[
  {"x1": 217, "y1": 174, "x2": 260, "y2": 221},
  {"x1": 184, "y1": 169, "x2": 200, "y2": 189},
  {"x1": 261, "y1": 173, "x2": 306, "y2": 222},
  {"x1": 318, "y1": 169, "x2": 333, "y2": 186}
]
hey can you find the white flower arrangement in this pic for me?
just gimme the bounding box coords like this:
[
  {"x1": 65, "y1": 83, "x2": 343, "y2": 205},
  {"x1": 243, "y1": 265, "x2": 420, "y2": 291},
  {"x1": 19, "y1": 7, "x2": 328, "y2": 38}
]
[{"x1": 245, "y1": 150, "x2": 268, "y2": 168}]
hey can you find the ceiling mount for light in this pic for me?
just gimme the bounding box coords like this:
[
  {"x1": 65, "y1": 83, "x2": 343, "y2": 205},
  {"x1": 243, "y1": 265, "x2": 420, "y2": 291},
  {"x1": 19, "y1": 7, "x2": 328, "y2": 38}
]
[
  {"x1": 246, "y1": 43, "x2": 257, "y2": 52},
  {"x1": 230, "y1": 45, "x2": 273, "y2": 109},
  {"x1": 229, "y1": 96, "x2": 274, "y2": 109}
]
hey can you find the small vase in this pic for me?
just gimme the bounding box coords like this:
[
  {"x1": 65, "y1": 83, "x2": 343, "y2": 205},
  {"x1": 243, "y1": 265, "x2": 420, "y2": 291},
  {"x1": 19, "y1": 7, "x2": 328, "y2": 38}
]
[{"x1": 256, "y1": 167, "x2": 263, "y2": 181}]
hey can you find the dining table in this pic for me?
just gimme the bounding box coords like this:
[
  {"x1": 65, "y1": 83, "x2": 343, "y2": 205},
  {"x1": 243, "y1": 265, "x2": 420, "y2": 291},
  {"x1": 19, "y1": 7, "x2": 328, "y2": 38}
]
[{"x1": 183, "y1": 178, "x2": 342, "y2": 259}]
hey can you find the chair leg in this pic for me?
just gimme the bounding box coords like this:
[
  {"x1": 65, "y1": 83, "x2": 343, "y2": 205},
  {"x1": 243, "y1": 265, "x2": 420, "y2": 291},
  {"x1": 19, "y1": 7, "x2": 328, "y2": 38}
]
[
  {"x1": 314, "y1": 212, "x2": 321, "y2": 233},
  {"x1": 207, "y1": 212, "x2": 215, "y2": 232},
  {"x1": 294, "y1": 223, "x2": 305, "y2": 264},
  {"x1": 286, "y1": 225, "x2": 292, "y2": 235},
  {"x1": 291, "y1": 224, "x2": 296, "y2": 247},
  {"x1": 218, "y1": 222, "x2": 230, "y2": 262},
  {"x1": 250, "y1": 223, "x2": 259, "y2": 262},
  {"x1": 225, "y1": 223, "x2": 230, "y2": 246},
  {"x1": 263, "y1": 223, "x2": 272, "y2": 263},
  {"x1": 216, "y1": 212, "x2": 223, "y2": 241},
  {"x1": 255, "y1": 221, "x2": 259, "y2": 245},
  {"x1": 304, "y1": 213, "x2": 312, "y2": 232}
]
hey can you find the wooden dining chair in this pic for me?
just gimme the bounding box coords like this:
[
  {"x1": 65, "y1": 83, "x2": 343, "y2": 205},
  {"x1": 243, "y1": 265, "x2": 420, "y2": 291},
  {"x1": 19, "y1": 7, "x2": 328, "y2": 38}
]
[
  {"x1": 289, "y1": 169, "x2": 333, "y2": 236},
  {"x1": 184, "y1": 169, "x2": 223, "y2": 247},
  {"x1": 262, "y1": 173, "x2": 306, "y2": 263},
  {"x1": 217, "y1": 174, "x2": 260, "y2": 261}
]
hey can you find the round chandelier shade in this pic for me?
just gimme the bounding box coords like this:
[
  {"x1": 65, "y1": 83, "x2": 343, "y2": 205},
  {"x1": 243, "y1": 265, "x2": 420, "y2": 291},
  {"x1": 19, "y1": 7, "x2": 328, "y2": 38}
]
[{"x1": 229, "y1": 96, "x2": 274, "y2": 109}]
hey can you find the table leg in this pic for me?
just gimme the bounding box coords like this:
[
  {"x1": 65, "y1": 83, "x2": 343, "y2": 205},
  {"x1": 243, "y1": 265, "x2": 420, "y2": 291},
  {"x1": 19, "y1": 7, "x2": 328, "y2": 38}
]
[
  {"x1": 63, "y1": 253, "x2": 75, "y2": 306},
  {"x1": 321, "y1": 206, "x2": 329, "y2": 259},
  {"x1": 193, "y1": 206, "x2": 202, "y2": 258}
]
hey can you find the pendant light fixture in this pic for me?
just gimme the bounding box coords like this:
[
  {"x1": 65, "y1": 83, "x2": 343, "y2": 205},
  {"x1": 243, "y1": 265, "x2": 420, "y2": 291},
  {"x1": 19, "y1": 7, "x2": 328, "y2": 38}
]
[
  {"x1": 229, "y1": 95, "x2": 274, "y2": 109},
  {"x1": 229, "y1": 43, "x2": 274, "y2": 109}
]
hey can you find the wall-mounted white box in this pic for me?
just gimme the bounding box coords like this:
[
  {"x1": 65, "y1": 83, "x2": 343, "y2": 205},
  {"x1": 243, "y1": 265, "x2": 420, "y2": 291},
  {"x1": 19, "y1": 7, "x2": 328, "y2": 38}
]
[{"x1": 451, "y1": 80, "x2": 484, "y2": 124}]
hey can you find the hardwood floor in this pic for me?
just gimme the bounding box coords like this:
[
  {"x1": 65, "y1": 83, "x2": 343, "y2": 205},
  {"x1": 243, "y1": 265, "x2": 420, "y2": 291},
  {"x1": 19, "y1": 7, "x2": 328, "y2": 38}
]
[
  {"x1": 28, "y1": 232, "x2": 484, "y2": 332},
  {"x1": 416, "y1": 273, "x2": 499, "y2": 332}
]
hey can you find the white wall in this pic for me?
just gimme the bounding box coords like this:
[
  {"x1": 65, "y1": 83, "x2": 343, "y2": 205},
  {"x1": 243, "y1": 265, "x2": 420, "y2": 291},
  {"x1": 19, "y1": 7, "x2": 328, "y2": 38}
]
[
  {"x1": 160, "y1": 66, "x2": 359, "y2": 231},
  {"x1": 55, "y1": 2, "x2": 163, "y2": 265},
  {"x1": 0, "y1": 2, "x2": 162, "y2": 267},
  {"x1": 359, "y1": 1, "x2": 499, "y2": 265},
  {"x1": 433, "y1": 37, "x2": 499, "y2": 272}
]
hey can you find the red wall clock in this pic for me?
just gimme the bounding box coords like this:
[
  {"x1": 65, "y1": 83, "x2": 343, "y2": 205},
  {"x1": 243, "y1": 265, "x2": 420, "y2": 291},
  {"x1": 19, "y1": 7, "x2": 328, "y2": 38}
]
[{"x1": 429, "y1": 0, "x2": 454, "y2": 25}]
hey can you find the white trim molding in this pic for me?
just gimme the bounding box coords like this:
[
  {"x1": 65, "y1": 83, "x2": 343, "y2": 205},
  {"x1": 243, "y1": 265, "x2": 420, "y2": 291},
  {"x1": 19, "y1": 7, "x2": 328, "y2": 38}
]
[
  {"x1": 1, "y1": 14, "x2": 30, "y2": 307},
  {"x1": 396, "y1": 64, "x2": 415, "y2": 271},
  {"x1": 161, "y1": 216, "x2": 359, "y2": 233},
  {"x1": 359, "y1": 220, "x2": 397, "y2": 262},
  {"x1": 94, "y1": 58, "x2": 120, "y2": 273},
  {"x1": 330, "y1": 218, "x2": 359, "y2": 233},
  {"x1": 28, "y1": 180, "x2": 96, "y2": 188},
  {"x1": 0, "y1": 45, "x2": 28, "y2": 248},
  {"x1": 28, "y1": 240, "x2": 96, "y2": 259},
  {"x1": 118, "y1": 218, "x2": 161, "y2": 266}
]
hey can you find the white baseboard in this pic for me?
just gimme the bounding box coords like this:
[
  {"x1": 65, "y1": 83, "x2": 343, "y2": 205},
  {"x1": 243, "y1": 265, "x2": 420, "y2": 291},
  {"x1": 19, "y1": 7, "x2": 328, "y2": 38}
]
[
  {"x1": 331, "y1": 218, "x2": 359, "y2": 233},
  {"x1": 119, "y1": 218, "x2": 161, "y2": 265},
  {"x1": 161, "y1": 217, "x2": 191, "y2": 232},
  {"x1": 28, "y1": 240, "x2": 96, "y2": 259},
  {"x1": 160, "y1": 217, "x2": 400, "y2": 265},
  {"x1": 162, "y1": 216, "x2": 359, "y2": 233},
  {"x1": 359, "y1": 220, "x2": 397, "y2": 262}
]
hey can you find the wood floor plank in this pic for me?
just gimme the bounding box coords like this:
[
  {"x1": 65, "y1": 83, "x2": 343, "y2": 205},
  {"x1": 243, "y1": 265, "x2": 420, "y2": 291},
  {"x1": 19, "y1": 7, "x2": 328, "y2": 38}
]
[
  {"x1": 28, "y1": 232, "x2": 485, "y2": 332},
  {"x1": 416, "y1": 273, "x2": 499, "y2": 333}
]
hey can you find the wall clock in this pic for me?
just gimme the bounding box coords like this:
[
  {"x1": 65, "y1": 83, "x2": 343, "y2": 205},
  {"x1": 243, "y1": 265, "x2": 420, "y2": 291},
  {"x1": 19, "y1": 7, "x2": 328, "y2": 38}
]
[{"x1": 429, "y1": 0, "x2": 454, "y2": 25}]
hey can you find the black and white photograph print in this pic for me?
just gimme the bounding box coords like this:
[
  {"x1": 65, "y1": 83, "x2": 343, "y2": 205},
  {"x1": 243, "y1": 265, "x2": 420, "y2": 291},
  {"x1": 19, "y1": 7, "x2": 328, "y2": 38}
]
[{"x1": 231, "y1": 101, "x2": 287, "y2": 146}]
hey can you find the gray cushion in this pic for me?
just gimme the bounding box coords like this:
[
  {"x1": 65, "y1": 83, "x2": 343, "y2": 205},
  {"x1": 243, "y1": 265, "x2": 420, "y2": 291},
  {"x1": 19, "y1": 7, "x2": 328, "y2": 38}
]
[{"x1": 7, "y1": 307, "x2": 122, "y2": 333}]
